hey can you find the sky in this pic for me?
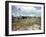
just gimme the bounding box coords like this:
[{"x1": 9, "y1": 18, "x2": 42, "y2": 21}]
[{"x1": 12, "y1": 5, "x2": 41, "y2": 17}]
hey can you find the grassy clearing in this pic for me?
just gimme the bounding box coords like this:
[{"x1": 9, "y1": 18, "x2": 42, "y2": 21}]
[{"x1": 12, "y1": 16, "x2": 41, "y2": 31}]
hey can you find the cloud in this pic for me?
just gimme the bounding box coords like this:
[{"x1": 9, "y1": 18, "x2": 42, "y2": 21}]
[
  {"x1": 12, "y1": 5, "x2": 41, "y2": 17},
  {"x1": 34, "y1": 6, "x2": 41, "y2": 10}
]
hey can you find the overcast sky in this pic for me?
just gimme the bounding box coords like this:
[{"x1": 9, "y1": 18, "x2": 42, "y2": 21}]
[{"x1": 12, "y1": 5, "x2": 41, "y2": 17}]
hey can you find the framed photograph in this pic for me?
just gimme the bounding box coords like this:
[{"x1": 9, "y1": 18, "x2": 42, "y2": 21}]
[{"x1": 5, "y1": 1, "x2": 45, "y2": 36}]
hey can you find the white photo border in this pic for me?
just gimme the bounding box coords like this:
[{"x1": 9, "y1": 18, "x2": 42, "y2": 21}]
[{"x1": 5, "y1": 1, "x2": 45, "y2": 36}]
